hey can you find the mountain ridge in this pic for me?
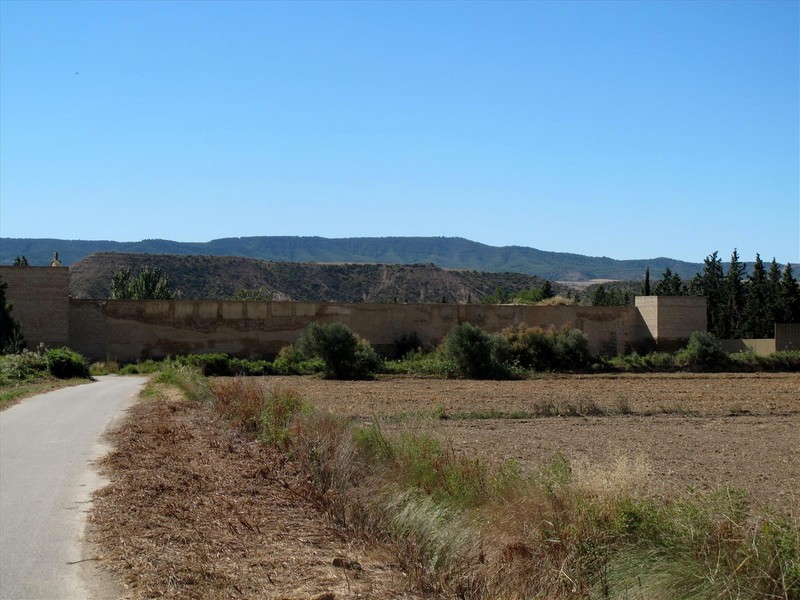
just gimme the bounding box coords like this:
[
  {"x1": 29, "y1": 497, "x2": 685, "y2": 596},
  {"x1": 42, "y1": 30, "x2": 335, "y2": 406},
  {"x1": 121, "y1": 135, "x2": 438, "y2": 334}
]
[
  {"x1": 1, "y1": 235, "x2": 703, "y2": 281},
  {"x1": 68, "y1": 252, "x2": 557, "y2": 302}
]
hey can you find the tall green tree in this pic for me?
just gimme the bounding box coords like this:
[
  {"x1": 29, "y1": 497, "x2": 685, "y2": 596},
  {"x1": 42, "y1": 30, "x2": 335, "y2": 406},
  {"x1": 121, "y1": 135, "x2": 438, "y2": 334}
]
[
  {"x1": 690, "y1": 252, "x2": 725, "y2": 337},
  {"x1": 111, "y1": 266, "x2": 174, "y2": 300},
  {"x1": 653, "y1": 268, "x2": 685, "y2": 296},
  {"x1": 741, "y1": 254, "x2": 772, "y2": 338},
  {"x1": 0, "y1": 275, "x2": 25, "y2": 353},
  {"x1": 13, "y1": 256, "x2": 28, "y2": 266},
  {"x1": 778, "y1": 263, "x2": 800, "y2": 323},
  {"x1": 642, "y1": 267, "x2": 651, "y2": 296},
  {"x1": 767, "y1": 258, "x2": 782, "y2": 324},
  {"x1": 720, "y1": 249, "x2": 746, "y2": 338}
]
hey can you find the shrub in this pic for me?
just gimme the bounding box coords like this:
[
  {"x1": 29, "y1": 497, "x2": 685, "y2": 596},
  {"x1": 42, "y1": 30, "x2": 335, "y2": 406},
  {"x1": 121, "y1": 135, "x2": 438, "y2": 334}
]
[
  {"x1": 676, "y1": 331, "x2": 728, "y2": 369},
  {"x1": 90, "y1": 360, "x2": 119, "y2": 376},
  {"x1": 155, "y1": 364, "x2": 209, "y2": 401},
  {"x1": 297, "y1": 322, "x2": 380, "y2": 379},
  {"x1": 272, "y1": 344, "x2": 324, "y2": 375},
  {"x1": 383, "y1": 348, "x2": 459, "y2": 377},
  {"x1": 118, "y1": 359, "x2": 161, "y2": 375},
  {"x1": 392, "y1": 332, "x2": 423, "y2": 360},
  {"x1": 504, "y1": 325, "x2": 557, "y2": 371},
  {"x1": 46, "y1": 347, "x2": 90, "y2": 379},
  {"x1": 0, "y1": 348, "x2": 49, "y2": 383},
  {"x1": 442, "y1": 322, "x2": 511, "y2": 379},
  {"x1": 553, "y1": 326, "x2": 592, "y2": 370}
]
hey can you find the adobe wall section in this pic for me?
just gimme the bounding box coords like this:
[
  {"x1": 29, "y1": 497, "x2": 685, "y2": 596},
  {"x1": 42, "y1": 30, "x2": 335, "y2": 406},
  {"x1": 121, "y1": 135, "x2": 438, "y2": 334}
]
[
  {"x1": 0, "y1": 266, "x2": 69, "y2": 348},
  {"x1": 635, "y1": 296, "x2": 707, "y2": 352},
  {"x1": 68, "y1": 299, "x2": 643, "y2": 362}
]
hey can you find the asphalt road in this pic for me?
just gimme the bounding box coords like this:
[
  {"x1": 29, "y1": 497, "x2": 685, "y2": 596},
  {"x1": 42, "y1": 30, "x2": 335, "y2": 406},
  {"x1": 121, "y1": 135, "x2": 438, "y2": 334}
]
[{"x1": 0, "y1": 376, "x2": 147, "y2": 600}]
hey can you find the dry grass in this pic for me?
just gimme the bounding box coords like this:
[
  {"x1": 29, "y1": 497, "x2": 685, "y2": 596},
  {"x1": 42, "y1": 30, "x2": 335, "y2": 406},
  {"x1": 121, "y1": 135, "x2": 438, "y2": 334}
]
[{"x1": 89, "y1": 379, "x2": 422, "y2": 599}]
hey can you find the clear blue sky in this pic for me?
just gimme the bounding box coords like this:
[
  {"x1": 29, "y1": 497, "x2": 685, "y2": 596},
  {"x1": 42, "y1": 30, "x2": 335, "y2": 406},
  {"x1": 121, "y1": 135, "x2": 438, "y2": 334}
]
[{"x1": 1, "y1": 0, "x2": 798, "y2": 264}]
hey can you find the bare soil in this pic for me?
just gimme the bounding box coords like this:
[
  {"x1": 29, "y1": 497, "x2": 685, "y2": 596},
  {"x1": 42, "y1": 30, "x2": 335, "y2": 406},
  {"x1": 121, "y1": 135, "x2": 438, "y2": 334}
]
[{"x1": 262, "y1": 373, "x2": 800, "y2": 513}]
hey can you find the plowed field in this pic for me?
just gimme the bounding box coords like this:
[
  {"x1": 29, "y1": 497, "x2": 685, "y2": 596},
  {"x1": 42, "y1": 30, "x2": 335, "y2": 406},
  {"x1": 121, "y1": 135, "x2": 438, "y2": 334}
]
[{"x1": 263, "y1": 373, "x2": 800, "y2": 513}]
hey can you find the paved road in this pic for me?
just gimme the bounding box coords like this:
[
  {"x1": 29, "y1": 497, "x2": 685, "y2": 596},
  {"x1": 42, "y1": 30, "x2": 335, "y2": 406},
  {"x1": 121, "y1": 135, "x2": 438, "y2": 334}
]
[{"x1": 0, "y1": 376, "x2": 147, "y2": 600}]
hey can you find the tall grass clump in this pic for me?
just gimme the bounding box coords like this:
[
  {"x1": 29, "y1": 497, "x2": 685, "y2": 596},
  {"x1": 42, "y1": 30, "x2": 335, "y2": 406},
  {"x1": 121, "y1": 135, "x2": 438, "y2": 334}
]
[
  {"x1": 297, "y1": 321, "x2": 380, "y2": 379},
  {"x1": 210, "y1": 377, "x2": 305, "y2": 446},
  {"x1": 156, "y1": 363, "x2": 209, "y2": 401},
  {"x1": 0, "y1": 347, "x2": 49, "y2": 383}
]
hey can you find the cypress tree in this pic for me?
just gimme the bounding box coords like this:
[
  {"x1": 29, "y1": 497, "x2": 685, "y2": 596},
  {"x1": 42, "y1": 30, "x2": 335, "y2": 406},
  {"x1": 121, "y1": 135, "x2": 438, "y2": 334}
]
[
  {"x1": 721, "y1": 249, "x2": 746, "y2": 338},
  {"x1": 692, "y1": 251, "x2": 725, "y2": 337},
  {"x1": 742, "y1": 254, "x2": 771, "y2": 338},
  {"x1": 767, "y1": 258, "x2": 782, "y2": 327},
  {"x1": 779, "y1": 263, "x2": 800, "y2": 323},
  {"x1": 643, "y1": 268, "x2": 651, "y2": 296}
]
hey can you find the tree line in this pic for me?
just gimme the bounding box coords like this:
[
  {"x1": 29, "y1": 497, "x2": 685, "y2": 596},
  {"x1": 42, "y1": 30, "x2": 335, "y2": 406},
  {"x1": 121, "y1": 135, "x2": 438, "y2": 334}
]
[{"x1": 638, "y1": 251, "x2": 799, "y2": 339}]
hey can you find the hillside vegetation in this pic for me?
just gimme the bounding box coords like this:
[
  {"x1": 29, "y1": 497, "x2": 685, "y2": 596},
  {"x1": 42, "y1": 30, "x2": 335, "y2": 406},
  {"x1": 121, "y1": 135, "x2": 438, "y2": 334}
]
[
  {"x1": 1, "y1": 235, "x2": 703, "y2": 281},
  {"x1": 69, "y1": 252, "x2": 558, "y2": 302}
]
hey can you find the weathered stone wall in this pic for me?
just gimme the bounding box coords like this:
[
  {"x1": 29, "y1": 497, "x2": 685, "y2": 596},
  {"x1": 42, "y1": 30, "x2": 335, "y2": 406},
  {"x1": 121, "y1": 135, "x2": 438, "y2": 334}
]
[
  {"x1": 68, "y1": 299, "x2": 642, "y2": 362},
  {"x1": 0, "y1": 266, "x2": 69, "y2": 348}
]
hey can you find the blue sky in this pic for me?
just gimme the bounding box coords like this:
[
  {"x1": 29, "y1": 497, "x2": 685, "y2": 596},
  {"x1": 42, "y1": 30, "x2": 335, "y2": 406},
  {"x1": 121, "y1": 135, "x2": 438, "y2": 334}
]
[{"x1": 1, "y1": 0, "x2": 798, "y2": 264}]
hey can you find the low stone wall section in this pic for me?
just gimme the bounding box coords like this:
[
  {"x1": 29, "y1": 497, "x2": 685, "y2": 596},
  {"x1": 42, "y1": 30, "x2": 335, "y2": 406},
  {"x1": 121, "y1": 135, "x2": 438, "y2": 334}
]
[{"x1": 69, "y1": 299, "x2": 644, "y2": 362}]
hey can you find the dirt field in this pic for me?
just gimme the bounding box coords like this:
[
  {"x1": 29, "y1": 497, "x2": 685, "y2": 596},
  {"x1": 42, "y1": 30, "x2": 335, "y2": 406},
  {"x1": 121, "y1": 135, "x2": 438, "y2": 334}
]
[{"x1": 262, "y1": 373, "x2": 800, "y2": 513}]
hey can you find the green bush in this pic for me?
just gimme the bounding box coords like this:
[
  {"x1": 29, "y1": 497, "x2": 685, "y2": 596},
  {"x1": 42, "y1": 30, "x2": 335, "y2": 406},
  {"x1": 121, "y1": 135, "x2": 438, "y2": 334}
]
[
  {"x1": 502, "y1": 324, "x2": 592, "y2": 372},
  {"x1": 297, "y1": 322, "x2": 380, "y2": 379},
  {"x1": 272, "y1": 344, "x2": 326, "y2": 375},
  {"x1": 442, "y1": 322, "x2": 511, "y2": 379},
  {"x1": 504, "y1": 325, "x2": 557, "y2": 371},
  {"x1": 175, "y1": 353, "x2": 274, "y2": 376},
  {"x1": 553, "y1": 326, "x2": 592, "y2": 370},
  {"x1": 676, "y1": 331, "x2": 728, "y2": 369},
  {"x1": 382, "y1": 348, "x2": 458, "y2": 377},
  {"x1": 46, "y1": 347, "x2": 90, "y2": 379},
  {"x1": 118, "y1": 359, "x2": 161, "y2": 375}
]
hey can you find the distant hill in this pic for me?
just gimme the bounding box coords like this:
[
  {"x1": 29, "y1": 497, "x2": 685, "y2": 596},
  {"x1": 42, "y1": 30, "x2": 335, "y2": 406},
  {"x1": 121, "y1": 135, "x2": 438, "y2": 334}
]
[
  {"x1": 1, "y1": 235, "x2": 704, "y2": 281},
  {"x1": 69, "y1": 252, "x2": 560, "y2": 302}
]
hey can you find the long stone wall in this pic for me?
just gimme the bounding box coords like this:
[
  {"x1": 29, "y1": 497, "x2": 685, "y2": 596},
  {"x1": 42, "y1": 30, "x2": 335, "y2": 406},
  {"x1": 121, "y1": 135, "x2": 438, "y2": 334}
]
[
  {"x1": 3, "y1": 266, "x2": 713, "y2": 362},
  {"x1": 68, "y1": 299, "x2": 645, "y2": 362}
]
